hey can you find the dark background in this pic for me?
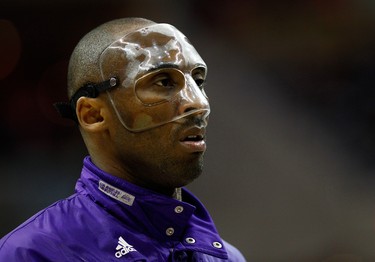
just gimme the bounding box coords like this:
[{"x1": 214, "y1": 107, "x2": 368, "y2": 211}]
[{"x1": 2, "y1": 0, "x2": 375, "y2": 260}]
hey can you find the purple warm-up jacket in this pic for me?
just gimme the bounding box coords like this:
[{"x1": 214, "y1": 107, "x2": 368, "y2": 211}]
[{"x1": 0, "y1": 156, "x2": 246, "y2": 261}]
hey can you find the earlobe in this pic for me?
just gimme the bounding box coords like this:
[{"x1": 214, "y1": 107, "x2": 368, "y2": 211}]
[{"x1": 76, "y1": 97, "x2": 106, "y2": 131}]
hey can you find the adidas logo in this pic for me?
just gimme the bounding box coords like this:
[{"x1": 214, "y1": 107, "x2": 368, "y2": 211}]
[{"x1": 115, "y1": 236, "x2": 137, "y2": 258}]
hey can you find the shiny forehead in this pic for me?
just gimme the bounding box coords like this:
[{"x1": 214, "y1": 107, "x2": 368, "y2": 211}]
[{"x1": 99, "y1": 23, "x2": 207, "y2": 87}]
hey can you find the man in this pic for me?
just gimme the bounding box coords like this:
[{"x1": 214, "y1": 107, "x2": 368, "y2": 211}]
[{"x1": 0, "y1": 17, "x2": 246, "y2": 261}]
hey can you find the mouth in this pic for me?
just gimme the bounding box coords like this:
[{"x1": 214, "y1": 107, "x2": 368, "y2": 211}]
[
  {"x1": 179, "y1": 128, "x2": 206, "y2": 153},
  {"x1": 182, "y1": 134, "x2": 204, "y2": 142}
]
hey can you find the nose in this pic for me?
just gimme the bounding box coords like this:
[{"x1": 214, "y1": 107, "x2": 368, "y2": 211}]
[{"x1": 178, "y1": 74, "x2": 210, "y2": 115}]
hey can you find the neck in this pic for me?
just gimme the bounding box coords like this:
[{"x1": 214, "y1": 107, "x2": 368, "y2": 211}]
[{"x1": 89, "y1": 154, "x2": 183, "y2": 200}]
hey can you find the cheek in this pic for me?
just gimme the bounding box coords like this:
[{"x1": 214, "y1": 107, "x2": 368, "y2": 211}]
[
  {"x1": 138, "y1": 102, "x2": 177, "y2": 120},
  {"x1": 132, "y1": 113, "x2": 153, "y2": 129},
  {"x1": 117, "y1": 89, "x2": 179, "y2": 131},
  {"x1": 132, "y1": 105, "x2": 177, "y2": 130}
]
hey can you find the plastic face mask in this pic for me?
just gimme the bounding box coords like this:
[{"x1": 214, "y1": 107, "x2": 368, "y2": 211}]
[{"x1": 99, "y1": 24, "x2": 210, "y2": 132}]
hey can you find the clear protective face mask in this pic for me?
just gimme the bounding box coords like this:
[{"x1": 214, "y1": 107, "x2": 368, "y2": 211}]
[{"x1": 98, "y1": 23, "x2": 210, "y2": 132}]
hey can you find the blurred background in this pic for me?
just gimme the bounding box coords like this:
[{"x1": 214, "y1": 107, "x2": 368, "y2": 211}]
[{"x1": 2, "y1": 0, "x2": 375, "y2": 260}]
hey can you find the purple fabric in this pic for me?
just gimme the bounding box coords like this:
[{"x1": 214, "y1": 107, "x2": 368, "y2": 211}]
[{"x1": 0, "y1": 156, "x2": 246, "y2": 261}]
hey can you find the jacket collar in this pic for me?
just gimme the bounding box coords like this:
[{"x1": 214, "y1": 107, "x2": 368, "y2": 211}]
[{"x1": 75, "y1": 156, "x2": 228, "y2": 259}]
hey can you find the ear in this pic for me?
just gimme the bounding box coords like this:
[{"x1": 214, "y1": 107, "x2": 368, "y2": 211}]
[{"x1": 76, "y1": 97, "x2": 107, "y2": 132}]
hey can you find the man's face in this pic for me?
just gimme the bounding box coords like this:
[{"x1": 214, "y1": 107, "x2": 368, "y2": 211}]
[
  {"x1": 101, "y1": 24, "x2": 210, "y2": 192},
  {"x1": 100, "y1": 24, "x2": 210, "y2": 132}
]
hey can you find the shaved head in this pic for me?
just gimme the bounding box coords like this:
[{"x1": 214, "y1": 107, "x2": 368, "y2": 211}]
[{"x1": 67, "y1": 17, "x2": 156, "y2": 98}]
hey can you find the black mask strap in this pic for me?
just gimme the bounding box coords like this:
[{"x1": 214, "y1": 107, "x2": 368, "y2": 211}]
[{"x1": 53, "y1": 77, "x2": 119, "y2": 123}]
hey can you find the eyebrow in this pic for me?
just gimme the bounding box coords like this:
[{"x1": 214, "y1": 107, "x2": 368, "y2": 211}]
[{"x1": 146, "y1": 63, "x2": 179, "y2": 73}]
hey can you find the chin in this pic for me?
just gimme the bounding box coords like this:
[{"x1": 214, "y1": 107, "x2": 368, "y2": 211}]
[
  {"x1": 178, "y1": 160, "x2": 204, "y2": 186},
  {"x1": 158, "y1": 153, "x2": 205, "y2": 188}
]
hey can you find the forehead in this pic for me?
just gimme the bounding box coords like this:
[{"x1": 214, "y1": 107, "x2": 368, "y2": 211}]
[{"x1": 99, "y1": 23, "x2": 206, "y2": 85}]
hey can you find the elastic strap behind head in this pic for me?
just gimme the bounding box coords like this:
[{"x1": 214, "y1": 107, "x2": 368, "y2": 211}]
[{"x1": 54, "y1": 77, "x2": 119, "y2": 123}]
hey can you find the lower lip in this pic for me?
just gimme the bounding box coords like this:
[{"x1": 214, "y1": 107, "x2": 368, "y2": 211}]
[{"x1": 180, "y1": 140, "x2": 206, "y2": 153}]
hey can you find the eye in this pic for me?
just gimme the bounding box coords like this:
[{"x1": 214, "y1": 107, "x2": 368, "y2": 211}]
[
  {"x1": 154, "y1": 76, "x2": 175, "y2": 89},
  {"x1": 192, "y1": 67, "x2": 207, "y2": 89},
  {"x1": 193, "y1": 75, "x2": 206, "y2": 89},
  {"x1": 194, "y1": 78, "x2": 205, "y2": 88}
]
